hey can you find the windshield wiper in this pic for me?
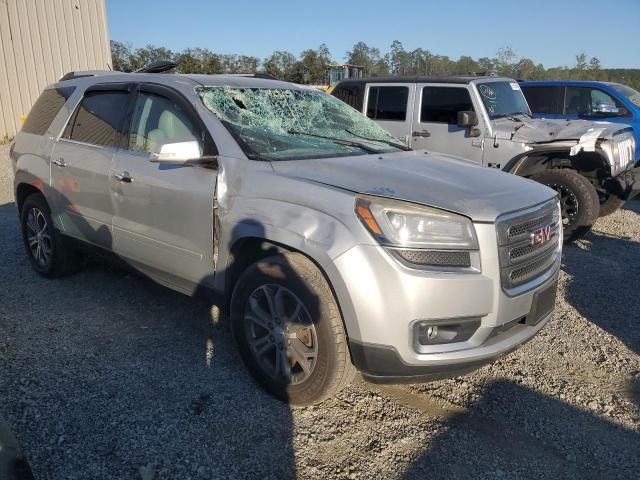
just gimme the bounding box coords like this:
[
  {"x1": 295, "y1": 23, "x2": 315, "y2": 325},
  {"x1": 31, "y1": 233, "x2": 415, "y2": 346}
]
[
  {"x1": 344, "y1": 129, "x2": 411, "y2": 151},
  {"x1": 287, "y1": 130, "x2": 383, "y2": 154},
  {"x1": 493, "y1": 112, "x2": 532, "y2": 122}
]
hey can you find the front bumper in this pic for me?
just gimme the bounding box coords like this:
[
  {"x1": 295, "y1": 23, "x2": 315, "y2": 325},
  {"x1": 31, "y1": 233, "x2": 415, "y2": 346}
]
[
  {"x1": 328, "y1": 222, "x2": 560, "y2": 381},
  {"x1": 605, "y1": 166, "x2": 640, "y2": 201}
]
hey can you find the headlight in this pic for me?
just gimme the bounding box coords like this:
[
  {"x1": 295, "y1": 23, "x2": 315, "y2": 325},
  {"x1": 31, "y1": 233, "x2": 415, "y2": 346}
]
[
  {"x1": 355, "y1": 195, "x2": 479, "y2": 251},
  {"x1": 604, "y1": 132, "x2": 635, "y2": 175}
]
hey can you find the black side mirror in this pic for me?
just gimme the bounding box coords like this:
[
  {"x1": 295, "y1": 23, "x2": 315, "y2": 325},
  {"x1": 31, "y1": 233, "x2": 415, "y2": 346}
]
[{"x1": 458, "y1": 110, "x2": 478, "y2": 128}]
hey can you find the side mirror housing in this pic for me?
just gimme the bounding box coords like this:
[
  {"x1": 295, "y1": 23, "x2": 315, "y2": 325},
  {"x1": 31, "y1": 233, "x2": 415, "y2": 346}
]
[
  {"x1": 149, "y1": 140, "x2": 217, "y2": 166},
  {"x1": 458, "y1": 110, "x2": 478, "y2": 128},
  {"x1": 592, "y1": 103, "x2": 620, "y2": 115}
]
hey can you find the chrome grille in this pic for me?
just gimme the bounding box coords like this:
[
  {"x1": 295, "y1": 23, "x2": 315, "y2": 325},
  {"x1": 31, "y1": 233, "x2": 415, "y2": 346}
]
[
  {"x1": 496, "y1": 200, "x2": 562, "y2": 291},
  {"x1": 616, "y1": 137, "x2": 635, "y2": 171}
]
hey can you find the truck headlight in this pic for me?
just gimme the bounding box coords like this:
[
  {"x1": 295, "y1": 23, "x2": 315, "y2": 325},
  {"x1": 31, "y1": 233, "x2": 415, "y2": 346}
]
[
  {"x1": 355, "y1": 195, "x2": 479, "y2": 268},
  {"x1": 603, "y1": 133, "x2": 635, "y2": 175}
]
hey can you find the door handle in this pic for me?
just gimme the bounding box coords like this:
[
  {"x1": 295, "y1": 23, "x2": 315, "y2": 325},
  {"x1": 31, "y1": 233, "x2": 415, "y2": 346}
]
[
  {"x1": 412, "y1": 129, "x2": 431, "y2": 138},
  {"x1": 53, "y1": 158, "x2": 67, "y2": 167},
  {"x1": 113, "y1": 172, "x2": 133, "y2": 183}
]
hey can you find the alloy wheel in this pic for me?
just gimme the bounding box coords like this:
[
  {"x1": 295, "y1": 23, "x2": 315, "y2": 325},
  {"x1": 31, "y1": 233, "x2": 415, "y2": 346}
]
[
  {"x1": 244, "y1": 284, "x2": 318, "y2": 385},
  {"x1": 25, "y1": 207, "x2": 52, "y2": 267}
]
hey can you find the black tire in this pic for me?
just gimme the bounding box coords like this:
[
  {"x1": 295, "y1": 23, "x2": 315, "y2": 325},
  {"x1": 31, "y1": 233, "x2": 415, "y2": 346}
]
[
  {"x1": 530, "y1": 169, "x2": 600, "y2": 243},
  {"x1": 20, "y1": 193, "x2": 80, "y2": 277},
  {"x1": 598, "y1": 195, "x2": 625, "y2": 217},
  {"x1": 230, "y1": 252, "x2": 356, "y2": 405}
]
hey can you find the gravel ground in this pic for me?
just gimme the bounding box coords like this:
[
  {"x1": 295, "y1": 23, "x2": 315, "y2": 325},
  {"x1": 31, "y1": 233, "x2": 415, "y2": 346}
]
[{"x1": 0, "y1": 142, "x2": 638, "y2": 479}]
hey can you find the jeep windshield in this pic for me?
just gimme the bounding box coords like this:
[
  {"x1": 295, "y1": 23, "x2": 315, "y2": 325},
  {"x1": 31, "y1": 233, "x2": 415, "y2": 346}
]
[
  {"x1": 198, "y1": 87, "x2": 408, "y2": 161},
  {"x1": 611, "y1": 83, "x2": 640, "y2": 108},
  {"x1": 476, "y1": 81, "x2": 531, "y2": 120}
]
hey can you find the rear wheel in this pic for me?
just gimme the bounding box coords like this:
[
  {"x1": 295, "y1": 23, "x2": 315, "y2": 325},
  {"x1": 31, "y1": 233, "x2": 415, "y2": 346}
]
[
  {"x1": 20, "y1": 193, "x2": 79, "y2": 277},
  {"x1": 230, "y1": 252, "x2": 355, "y2": 405},
  {"x1": 530, "y1": 169, "x2": 600, "y2": 243}
]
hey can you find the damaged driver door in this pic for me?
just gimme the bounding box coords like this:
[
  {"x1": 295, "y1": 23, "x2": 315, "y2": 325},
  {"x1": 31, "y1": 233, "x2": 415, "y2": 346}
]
[{"x1": 111, "y1": 83, "x2": 218, "y2": 291}]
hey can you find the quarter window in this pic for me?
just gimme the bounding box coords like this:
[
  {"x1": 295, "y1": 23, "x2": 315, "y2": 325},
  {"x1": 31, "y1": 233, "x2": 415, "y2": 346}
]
[
  {"x1": 67, "y1": 91, "x2": 129, "y2": 147},
  {"x1": 128, "y1": 93, "x2": 201, "y2": 153},
  {"x1": 366, "y1": 86, "x2": 409, "y2": 121},
  {"x1": 420, "y1": 87, "x2": 473, "y2": 124},
  {"x1": 22, "y1": 87, "x2": 75, "y2": 135}
]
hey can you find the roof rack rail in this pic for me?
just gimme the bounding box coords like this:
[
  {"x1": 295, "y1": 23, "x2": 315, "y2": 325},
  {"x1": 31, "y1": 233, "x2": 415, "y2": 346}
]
[
  {"x1": 59, "y1": 70, "x2": 119, "y2": 81},
  {"x1": 135, "y1": 60, "x2": 177, "y2": 74},
  {"x1": 221, "y1": 73, "x2": 279, "y2": 80}
]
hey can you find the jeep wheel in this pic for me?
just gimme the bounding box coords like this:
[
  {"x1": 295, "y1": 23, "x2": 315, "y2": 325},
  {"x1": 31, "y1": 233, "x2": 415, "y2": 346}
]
[
  {"x1": 530, "y1": 169, "x2": 600, "y2": 243},
  {"x1": 230, "y1": 252, "x2": 355, "y2": 405},
  {"x1": 20, "y1": 193, "x2": 79, "y2": 277}
]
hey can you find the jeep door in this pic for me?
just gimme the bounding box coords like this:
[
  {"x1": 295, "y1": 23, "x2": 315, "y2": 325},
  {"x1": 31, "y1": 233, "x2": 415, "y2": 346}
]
[
  {"x1": 363, "y1": 83, "x2": 414, "y2": 145},
  {"x1": 410, "y1": 84, "x2": 484, "y2": 164},
  {"x1": 50, "y1": 84, "x2": 132, "y2": 249},
  {"x1": 110, "y1": 83, "x2": 218, "y2": 289}
]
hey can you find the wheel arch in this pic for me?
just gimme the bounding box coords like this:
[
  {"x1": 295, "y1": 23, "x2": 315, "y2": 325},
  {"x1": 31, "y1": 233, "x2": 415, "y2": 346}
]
[
  {"x1": 504, "y1": 148, "x2": 611, "y2": 179},
  {"x1": 16, "y1": 182, "x2": 45, "y2": 214},
  {"x1": 222, "y1": 235, "x2": 358, "y2": 343}
]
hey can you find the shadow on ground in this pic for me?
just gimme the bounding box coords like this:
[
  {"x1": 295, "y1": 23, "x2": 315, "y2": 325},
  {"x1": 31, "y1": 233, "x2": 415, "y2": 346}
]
[
  {"x1": 561, "y1": 201, "x2": 640, "y2": 355},
  {"x1": 0, "y1": 201, "x2": 296, "y2": 479},
  {"x1": 401, "y1": 379, "x2": 640, "y2": 479}
]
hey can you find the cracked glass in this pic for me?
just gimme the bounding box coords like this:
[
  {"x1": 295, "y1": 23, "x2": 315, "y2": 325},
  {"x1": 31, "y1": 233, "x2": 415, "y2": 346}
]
[{"x1": 199, "y1": 87, "x2": 406, "y2": 161}]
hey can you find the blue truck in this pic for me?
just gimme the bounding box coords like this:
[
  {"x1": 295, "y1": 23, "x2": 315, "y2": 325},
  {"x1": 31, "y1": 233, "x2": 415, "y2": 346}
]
[{"x1": 520, "y1": 80, "x2": 640, "y2": 163}]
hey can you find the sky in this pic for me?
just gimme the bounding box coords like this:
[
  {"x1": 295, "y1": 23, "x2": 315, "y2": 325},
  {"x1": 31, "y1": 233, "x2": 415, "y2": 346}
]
[{"x1": 106, "y1": 0, "x2": 640, "y2": 69}]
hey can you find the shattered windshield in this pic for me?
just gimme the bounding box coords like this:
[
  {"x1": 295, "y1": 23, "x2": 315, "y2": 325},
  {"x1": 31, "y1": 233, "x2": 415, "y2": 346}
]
[
  {"x1": 611, "y1": 84, "x2": 640, "y2": 108},
  {"x1": 476, "y1": 81, "x2": 531, "y2": 119},
  {"x1": 198, "y1": 87, "x2": 407, "y2": 161}
]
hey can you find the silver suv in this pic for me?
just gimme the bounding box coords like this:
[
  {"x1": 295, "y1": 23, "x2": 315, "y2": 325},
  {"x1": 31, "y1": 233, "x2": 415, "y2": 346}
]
[
  {"x1": 332, "y1": 76, "x2": 637, "y2": 241},
  {"x1": 12, "y1": 70, "x2": 561, "y2": 404}
]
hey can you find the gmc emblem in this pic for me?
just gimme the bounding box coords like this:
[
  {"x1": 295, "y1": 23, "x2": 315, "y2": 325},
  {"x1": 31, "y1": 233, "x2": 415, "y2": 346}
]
[{"x1": 531, "y1": 223, "x2": 554, "y2": 246}]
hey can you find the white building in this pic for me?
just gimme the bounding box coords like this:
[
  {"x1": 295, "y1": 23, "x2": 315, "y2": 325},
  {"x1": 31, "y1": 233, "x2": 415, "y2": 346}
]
[{"x1": 0, "y1": 0, "x2": 111, "y2": 139}]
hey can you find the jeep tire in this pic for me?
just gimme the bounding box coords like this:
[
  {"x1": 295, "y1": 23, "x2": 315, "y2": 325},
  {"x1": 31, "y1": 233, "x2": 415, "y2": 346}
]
[{"x1": 530, "y1": 169, "x2": 600, "y2": 243}]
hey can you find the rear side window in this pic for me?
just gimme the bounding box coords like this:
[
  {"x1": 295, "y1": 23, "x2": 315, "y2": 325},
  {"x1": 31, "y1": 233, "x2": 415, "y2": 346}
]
[
  {"x1": 66, "y1": 91, "x2": 130, "y2": 147},
  {"x1": 22, "y1": 87, "x2": 75, "y2": 135},
  {"x1": 366, "y1": 86, "x2": 409, "y2": 121},
  {"x1": 332, "y1": 83, "x2": 364, "y2": 112},
  {"x1": 522, "y1": 86, "x2": 563, "y2": 115},
  {"x1": 420, "y1": 87, "x2": 473, "y2": 124}
]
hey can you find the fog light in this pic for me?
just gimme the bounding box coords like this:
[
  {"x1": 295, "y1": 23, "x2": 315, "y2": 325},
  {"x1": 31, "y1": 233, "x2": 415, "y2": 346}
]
[
  {"x1": 413, "y1": 318, "x2": 481, "y2": 349},
  {"x1": 426, "y1": 326, "x2": 438, "y2": 340}
]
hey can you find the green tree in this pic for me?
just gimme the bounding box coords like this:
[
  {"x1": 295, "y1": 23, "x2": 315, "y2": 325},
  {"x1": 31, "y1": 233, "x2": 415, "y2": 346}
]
[
  {"x1": 263, "y1": 51, "x2": 298, "y2": 80},
  {"x1": 389, "y1": 40, "x2": 410, "y2": 75},
  {"x1": 345, "y1": 41, "x2": 389, "y2": 76},
  {"x1": 454, "y1": 55, "x2": 479, "y2": 75},
  {"x1": 496, "y1": 46, "x2": 517, "y2": 76},
  {"x1": 132, "y1": 45, "x2": 174, "y2": 71},
  {"x1": 110, "y1": 40, "x2": 133, "y2": 71},
  {"x1": 299, "y1": 45, "x2": 333, "y2": 84}
]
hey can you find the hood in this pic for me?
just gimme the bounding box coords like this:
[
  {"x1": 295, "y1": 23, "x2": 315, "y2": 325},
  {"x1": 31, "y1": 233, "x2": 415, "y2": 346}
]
[
  {"x1": 270, "y1": 151, "x2": 555, "y2": 223},
  {"x1": 492, "y1": 117, "x2": 627, "y2": 144}
]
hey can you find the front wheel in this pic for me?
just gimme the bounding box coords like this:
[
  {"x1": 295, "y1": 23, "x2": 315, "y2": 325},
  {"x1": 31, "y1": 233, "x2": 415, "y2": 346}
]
[
  {"x1": 230, "y1": 253, "x2": 355, "y2": 405},
  {"x1": 530, "y1": 169, "x2": 600, "y2": 243}
]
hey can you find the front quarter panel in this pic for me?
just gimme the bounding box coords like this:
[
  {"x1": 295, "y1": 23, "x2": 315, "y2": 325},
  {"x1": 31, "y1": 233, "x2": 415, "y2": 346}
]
[{"x1": 214, "y1": 156, "x2": 369, "y2": 337}]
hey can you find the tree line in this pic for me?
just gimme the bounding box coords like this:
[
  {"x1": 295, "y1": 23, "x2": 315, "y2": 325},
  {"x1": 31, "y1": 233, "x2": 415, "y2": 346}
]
[{"x1": 110, "y1": 40, "x2": 640, "y2": 90}]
